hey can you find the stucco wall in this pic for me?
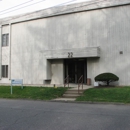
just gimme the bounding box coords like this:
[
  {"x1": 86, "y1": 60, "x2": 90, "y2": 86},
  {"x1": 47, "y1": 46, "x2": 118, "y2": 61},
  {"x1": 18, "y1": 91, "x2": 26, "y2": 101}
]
[
  {"x1": 1, "y1": 4, "x2": 130, "y2": 85},
  {"x1": 51, "y1": 59, "x2": 64, "y2": 85},
  {"x1": 0, "y1": 25, "x2": 10, "y2": 83},
  {"x1": 86, "y1": 6, "x2": 130, "y2": 86}
]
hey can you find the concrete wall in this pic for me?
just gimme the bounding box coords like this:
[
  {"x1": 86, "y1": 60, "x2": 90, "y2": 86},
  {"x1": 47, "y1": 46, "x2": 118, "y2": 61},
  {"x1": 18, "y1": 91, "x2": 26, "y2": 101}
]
[
  {"x1": 51, "y1": 59, "x2": 64, "y2": 85},
  {"x1": 86, "y1": 6, "x2": 130, "y2": 86},
  {"x1": 11, "y1": 22, "x2": 45, "y2": 84},
  {"x1": 1, "y1": 25, "x2": 10, "y2": 84},
  {"x1": 1, "y1": 4, "x2": 130, "y2": 85}
]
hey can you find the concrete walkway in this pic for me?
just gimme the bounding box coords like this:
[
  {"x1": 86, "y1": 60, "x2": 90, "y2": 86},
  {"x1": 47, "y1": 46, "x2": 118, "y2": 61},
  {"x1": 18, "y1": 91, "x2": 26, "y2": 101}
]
[{"x1": 53, "y1": 85, "x2": 93, "y2": 101}]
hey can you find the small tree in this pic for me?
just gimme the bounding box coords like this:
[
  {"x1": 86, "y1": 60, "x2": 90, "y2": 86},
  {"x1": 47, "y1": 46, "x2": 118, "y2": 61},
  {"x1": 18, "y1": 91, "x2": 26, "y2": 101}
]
[{"x1": 95, "y1": 72, "x2": 119, "y2": 86}]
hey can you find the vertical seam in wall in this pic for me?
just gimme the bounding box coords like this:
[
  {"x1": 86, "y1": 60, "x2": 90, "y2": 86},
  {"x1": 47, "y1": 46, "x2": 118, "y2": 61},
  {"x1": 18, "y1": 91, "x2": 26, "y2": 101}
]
[{"x1": 9, "y1": 23, "x2": 11, "y2": 80}]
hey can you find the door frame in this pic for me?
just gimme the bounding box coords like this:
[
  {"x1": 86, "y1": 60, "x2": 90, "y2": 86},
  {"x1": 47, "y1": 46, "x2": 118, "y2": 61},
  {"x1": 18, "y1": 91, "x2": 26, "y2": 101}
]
[{"x1": 64, "y1": 58, "x2": 87, "y2": 84}]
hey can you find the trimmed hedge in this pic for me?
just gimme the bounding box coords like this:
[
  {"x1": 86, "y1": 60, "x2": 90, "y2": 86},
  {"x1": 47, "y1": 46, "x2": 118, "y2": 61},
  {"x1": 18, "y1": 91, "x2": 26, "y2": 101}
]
[{"x1": 95, "y1": 72, "x2": 119, "y2": 86}]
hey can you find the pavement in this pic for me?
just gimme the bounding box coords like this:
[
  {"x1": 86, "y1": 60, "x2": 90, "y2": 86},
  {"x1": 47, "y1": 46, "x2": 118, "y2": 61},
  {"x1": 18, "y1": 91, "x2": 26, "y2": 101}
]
[{"x1": 0, "y1": 99, "x2": 130, "y2": 130}]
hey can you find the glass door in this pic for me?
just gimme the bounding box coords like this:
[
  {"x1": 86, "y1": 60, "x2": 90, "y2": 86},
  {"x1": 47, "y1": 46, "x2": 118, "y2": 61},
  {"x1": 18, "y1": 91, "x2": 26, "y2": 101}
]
[{"x1": 64, "y1": 59, "x2": 87, "y2": 84}]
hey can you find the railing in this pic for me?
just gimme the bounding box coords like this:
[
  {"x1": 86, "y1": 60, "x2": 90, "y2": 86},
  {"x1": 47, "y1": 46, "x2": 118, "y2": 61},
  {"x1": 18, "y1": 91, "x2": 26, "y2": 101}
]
[
  {"x1": 64, "y1": 75, "x2": 69, "y2": 87},
  {"x1": 78, "y1": 75, "x2": 83, "y2": 93}
]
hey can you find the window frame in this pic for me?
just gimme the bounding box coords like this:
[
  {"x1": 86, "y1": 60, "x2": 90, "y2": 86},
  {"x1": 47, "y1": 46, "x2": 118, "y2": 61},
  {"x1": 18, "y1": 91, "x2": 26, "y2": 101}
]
[
  {"x1": 2, "y1": 34, "x2": 9, "y2": 47},
  {"x1": 2, "y1": 65, "x2": 8, "y2": 78}
]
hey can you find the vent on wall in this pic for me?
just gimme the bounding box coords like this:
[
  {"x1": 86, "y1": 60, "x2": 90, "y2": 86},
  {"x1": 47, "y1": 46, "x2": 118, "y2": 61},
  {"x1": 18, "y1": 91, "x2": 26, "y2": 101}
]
[{"x1": 119, "y1": 51, "x2": 123, "y2": 54}]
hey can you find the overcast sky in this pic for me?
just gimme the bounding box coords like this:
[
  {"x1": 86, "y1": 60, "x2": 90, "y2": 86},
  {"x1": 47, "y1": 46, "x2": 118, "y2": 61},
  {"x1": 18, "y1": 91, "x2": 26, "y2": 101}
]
[{"x1": 0, "y1": 0, "x2": 92, "y2": 19}]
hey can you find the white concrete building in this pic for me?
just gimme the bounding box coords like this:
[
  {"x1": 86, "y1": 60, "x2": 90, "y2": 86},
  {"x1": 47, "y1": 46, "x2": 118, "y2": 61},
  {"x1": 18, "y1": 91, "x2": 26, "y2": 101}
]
[{"x1": 0, "y1": 0, "x2": 130, "y2": 86}]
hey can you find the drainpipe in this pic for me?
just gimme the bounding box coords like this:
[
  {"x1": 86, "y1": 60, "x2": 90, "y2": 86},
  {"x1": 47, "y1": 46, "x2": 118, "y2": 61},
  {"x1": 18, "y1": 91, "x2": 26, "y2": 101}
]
[
  {"x1": 9, "y1": 23, "x2": 11, "y2": 80},
  {"x1": 0, "y1": 25, "x2": 2, "y2": 80}
]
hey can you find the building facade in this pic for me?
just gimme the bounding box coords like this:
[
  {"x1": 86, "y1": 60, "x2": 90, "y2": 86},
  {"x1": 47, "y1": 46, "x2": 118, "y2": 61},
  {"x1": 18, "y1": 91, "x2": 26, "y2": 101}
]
[{"x1": 0, "y1": 0, "x2": 130, "y2": 86}]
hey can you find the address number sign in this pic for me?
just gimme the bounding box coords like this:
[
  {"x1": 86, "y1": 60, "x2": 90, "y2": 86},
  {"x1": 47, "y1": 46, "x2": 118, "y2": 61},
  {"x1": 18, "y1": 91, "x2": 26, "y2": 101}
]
[{"x1": 68, "y1": 52, "x2": 73, "y2": 58}]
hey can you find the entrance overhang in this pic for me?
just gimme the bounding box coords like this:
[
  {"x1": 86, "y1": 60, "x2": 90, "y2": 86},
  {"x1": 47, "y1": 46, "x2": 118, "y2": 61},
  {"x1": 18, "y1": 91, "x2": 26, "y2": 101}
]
[{"x1": 43, "y1": 47, "x2": 100, "y2": 59}]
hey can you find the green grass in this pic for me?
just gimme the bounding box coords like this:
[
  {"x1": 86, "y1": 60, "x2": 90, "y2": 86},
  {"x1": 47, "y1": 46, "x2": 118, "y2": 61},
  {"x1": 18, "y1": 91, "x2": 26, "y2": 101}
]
[
  {"x1": 76, "y1": 87, "x2": 130, "y2": 103},
  {"x1": 0, "y1": 86, "x2": 67, "y2": 100}
]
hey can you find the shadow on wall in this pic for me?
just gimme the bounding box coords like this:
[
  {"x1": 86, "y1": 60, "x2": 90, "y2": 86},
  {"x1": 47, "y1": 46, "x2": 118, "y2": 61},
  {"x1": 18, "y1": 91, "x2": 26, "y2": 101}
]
[{"x1": 11, "y1": 5, "x2": 130, "y2": 85}]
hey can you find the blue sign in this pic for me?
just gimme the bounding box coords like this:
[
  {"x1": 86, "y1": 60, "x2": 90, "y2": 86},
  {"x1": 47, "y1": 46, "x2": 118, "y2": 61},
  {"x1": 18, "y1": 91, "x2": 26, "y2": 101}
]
[
  {"x1": 11, "y1": 79, "x2": 23, "y2": 94},
  {"x1": 11, "y1": 79, "x2": 23, "y2": 85}
]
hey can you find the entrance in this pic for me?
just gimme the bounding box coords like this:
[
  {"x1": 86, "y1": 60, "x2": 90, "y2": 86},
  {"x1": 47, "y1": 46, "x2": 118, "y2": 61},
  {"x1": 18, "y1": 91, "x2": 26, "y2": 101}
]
[{"x1": 64, "y1": 59, "x2": 87, "y2": 84}]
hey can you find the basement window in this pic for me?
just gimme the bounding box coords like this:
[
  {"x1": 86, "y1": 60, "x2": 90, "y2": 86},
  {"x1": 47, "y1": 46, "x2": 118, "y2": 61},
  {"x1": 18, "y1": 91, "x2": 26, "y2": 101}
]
[
  {"x1": 2, "y1": 65, "x2": 8, "y2": 78},
  {"x1": 2, "y1": 34, "x2": 9, "y2": 47}
]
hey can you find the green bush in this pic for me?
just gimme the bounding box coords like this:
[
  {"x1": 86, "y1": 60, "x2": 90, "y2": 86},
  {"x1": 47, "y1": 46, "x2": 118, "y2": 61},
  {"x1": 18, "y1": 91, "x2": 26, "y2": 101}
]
[{"x1": 95, "y1": 72, "x2": 119, "y2": 86}]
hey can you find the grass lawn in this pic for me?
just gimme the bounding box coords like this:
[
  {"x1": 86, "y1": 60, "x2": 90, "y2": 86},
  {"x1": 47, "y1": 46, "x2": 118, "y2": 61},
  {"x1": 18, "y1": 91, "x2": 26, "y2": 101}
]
[
  {"x1": 0, "y1": 86, "x2": 67, "y2": 100},
  {"x1": 76, "y1": 86, "x2": 130, "y2": 103}
]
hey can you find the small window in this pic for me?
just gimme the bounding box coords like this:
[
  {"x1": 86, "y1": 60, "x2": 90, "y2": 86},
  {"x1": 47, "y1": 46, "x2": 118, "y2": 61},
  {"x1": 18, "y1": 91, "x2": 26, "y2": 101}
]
[
  {"x1": 2, "y1": 65, "x2": 8, "y2": 78},
  {"x1": 2, "y1": 34, "x2": 9, "y2": 46}
]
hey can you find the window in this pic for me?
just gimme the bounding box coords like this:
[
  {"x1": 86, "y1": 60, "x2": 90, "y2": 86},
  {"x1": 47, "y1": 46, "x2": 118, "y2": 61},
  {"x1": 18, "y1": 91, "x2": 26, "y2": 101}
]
[
  {"x1": 2, "y1": 65, "x2": 8, "y2": 78},
  {"x1": 2, "y1": 34, "x2": 9, "y2": 46}
]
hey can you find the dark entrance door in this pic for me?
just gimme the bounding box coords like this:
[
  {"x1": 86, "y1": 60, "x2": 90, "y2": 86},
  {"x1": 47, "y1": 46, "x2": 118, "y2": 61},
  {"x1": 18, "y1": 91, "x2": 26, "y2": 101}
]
[{"x1": 64, "y1": 59, "x2": 87, "y2": 84}]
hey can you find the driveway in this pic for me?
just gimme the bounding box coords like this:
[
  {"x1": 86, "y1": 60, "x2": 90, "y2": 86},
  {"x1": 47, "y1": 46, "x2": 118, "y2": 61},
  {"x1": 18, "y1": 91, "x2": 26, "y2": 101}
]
[{"x1": 0, "y1": 99, "x2": 130, "y2": 130}]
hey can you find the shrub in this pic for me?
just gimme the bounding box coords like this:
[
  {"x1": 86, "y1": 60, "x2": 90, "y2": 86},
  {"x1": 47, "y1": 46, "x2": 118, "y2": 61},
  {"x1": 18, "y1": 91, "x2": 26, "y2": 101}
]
[{"x1": 95, "y1": 72, "x2": 119, "y2": 86}]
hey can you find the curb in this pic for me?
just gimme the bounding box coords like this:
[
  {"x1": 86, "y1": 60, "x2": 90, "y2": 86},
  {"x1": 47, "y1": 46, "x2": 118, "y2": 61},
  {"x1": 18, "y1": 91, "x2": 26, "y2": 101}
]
[
  {"x1": 0, "y1": 98, "x2": 130, "y2": 106},
  {"x1": 50, "y1": 100, "x2": 130, "y2": 106}
]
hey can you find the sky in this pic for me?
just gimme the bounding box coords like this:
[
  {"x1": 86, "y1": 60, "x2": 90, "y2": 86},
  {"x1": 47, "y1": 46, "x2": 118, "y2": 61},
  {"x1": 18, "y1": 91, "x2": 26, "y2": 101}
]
[{"x1": 0, "y1": 0, "x2": 91, "y2": 19}]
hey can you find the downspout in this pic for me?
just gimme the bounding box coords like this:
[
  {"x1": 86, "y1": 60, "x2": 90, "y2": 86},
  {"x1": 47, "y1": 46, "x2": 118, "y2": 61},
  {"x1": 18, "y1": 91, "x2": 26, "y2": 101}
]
[
  {"x1": 9, "y1": 23, "x2": 11, "y2": 80},
  {"x1": 0, "y1": 25, "x2": 2, "y2": 80}
]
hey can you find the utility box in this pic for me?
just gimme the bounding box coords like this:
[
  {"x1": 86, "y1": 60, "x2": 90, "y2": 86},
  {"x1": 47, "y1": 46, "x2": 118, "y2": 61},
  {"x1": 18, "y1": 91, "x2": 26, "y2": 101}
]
[
  {"x1": 94, "y1": 82, "x2": 99, "y2": 87},
  {"x1": 87, "y1": 78, "x2": 91, "y2": 85}
]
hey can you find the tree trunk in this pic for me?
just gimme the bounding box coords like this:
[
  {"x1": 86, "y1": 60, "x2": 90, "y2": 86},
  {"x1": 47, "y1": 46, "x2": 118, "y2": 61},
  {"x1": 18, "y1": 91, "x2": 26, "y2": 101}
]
[{"x1": 107, "y1": 81, "x2": 109, "y2": 86}]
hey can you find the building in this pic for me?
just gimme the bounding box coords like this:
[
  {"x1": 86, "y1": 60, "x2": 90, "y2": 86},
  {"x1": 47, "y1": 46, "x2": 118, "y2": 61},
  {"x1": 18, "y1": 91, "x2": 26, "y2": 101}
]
[{"x1": 0, "y1": 0, "x2": 130, "y2": 86}]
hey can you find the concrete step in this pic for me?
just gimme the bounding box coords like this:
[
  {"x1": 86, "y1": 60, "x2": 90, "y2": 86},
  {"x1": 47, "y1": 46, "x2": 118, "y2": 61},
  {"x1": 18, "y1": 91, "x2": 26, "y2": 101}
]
[
  {"x1": 65, "y1": 92, "x2": 83, "y2": 94},
  {"x1": 65, "y1": 90, "x2": 84, "y2": 94},
  {"x1": 62, "y1": 89, "x2": 84, "y2": 98},
  {"x1": 63, "y1": 94, "x2": 82, "y2": 98},
  {"x1": 53, "y1": 98, "x2": 76, "y2": 101}
]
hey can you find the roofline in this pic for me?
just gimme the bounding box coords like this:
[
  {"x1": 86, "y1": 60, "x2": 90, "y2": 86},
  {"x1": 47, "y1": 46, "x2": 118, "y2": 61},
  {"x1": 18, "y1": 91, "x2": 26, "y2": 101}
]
[{"x1": 1, "y1": 0, "x2": 130, "y2": 25}]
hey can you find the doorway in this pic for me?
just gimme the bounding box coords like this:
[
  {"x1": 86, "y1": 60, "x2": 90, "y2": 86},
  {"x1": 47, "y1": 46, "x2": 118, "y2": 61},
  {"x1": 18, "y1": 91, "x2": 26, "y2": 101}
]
[{"x1": 64, "y1": 59, "x2": 87, "y2": 84}]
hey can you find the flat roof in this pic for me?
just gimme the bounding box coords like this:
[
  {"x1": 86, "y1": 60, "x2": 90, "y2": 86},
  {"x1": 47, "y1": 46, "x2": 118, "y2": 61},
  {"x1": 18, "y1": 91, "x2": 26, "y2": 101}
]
[{"x1": 0, "y1": 0, "x2": 130, "y2": 25}]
